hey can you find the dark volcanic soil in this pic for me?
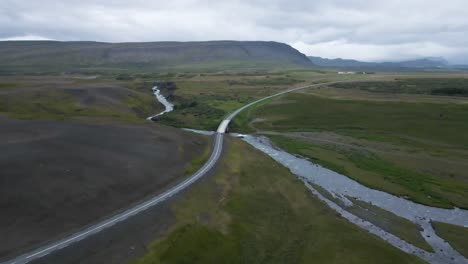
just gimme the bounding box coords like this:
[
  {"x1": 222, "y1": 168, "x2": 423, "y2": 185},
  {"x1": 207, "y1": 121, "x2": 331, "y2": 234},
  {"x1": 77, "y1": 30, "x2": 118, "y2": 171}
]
[{"x1": 0, "y1": 118, "x2": 209, "y2": 259}]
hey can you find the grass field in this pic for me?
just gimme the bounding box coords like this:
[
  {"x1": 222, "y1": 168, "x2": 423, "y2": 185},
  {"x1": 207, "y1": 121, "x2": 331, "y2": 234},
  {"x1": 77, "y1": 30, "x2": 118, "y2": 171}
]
[
  {"x1": 346, "y1": 198, "x2": 432, "y2": 251},
  {"x1": 239, "y1": 92, "x2": 468, "y2": 147},
  {"x1": 184, "y1": 142, "x2": 211, "y2": 175},
  {"x1": 331, "y1": 78, "x2": 468, "y2": 96},
  {"x1": 151, "y1": 71, "x2": 468, "y2": 131},
  {"x1": 230, "y1": 79, "x2": 468, "y2": 209},
  {"x1": 432, "y1": 222, "x2": 468, "y2": 258},
  {"x1": 133, "y1": 138, "x2": 424, "y2": 264},
  {"x1": 0, "y1": 68, "x2": 379, "y2": 129},
  {"x1": 156, "y1": 74, "x2": 311, "y2": 130},
  {"x1": 142, "y1": 68, "x2": 387, "y2": 130},
  {"x1": 267, "y1": 135, "x2": 468, "y2": 208}
]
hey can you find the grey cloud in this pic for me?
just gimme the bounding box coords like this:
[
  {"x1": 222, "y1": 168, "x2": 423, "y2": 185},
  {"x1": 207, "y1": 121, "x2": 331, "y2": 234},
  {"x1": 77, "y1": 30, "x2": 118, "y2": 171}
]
[{"x1": 1, "y1": 0, "x2": 468, "y2": 63}]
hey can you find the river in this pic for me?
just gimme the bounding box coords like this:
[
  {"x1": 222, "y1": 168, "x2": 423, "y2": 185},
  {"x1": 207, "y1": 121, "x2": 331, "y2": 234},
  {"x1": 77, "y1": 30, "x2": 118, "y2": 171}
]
[
  {"x1": 237, "y1": 134, "x2": 468, "y2": 264},
  {"x1": 147, "y1": 86, "x2": 174, "y2": 120}
]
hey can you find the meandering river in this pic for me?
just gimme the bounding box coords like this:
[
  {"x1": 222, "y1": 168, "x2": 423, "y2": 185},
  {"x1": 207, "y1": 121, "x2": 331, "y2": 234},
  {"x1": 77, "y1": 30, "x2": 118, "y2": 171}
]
[{"x1": 147, "y1": 86, "x2": 174, "y2": 120}]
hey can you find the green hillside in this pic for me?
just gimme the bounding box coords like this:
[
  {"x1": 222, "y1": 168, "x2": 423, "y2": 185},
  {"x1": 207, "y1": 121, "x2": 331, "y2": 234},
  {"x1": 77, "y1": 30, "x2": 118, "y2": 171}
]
[{"x1": 0, "y1": 41, "x2": 313, "y2": 73}]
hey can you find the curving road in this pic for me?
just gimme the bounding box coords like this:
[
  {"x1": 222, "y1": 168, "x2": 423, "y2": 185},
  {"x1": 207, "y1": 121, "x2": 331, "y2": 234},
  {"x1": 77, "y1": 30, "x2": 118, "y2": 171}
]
[
  {"x1": 2, "y1": 81, "x2": 338, "y2": 264},
  {"x1": 219, "y1": 81, "x2": 345, "y2": 133}
]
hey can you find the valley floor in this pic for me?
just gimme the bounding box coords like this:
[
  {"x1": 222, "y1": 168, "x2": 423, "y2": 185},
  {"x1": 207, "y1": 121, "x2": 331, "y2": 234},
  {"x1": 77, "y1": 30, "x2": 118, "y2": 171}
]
[{"x1": 2, "y1": 70, "x2": 468, "y2": 264}]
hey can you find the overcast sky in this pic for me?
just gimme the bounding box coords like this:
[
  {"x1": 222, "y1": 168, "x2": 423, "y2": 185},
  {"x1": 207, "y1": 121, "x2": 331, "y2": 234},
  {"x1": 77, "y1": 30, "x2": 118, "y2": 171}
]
[{"x1": 1, "y1": 0, "x2": 468, "y2": 63}]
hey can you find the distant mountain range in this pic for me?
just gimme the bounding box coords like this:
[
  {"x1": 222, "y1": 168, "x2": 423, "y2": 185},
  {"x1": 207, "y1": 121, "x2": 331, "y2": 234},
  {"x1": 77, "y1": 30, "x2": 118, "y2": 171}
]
[
  {"x1": 0, "y1": 41, "x2": 312, "y2": 73},
  {"x1": 3, "y1": 40, "x2": 466, "y2": 73},
  {"x1": 308, "y1": 56, "x2": 468, "y2": 69}
]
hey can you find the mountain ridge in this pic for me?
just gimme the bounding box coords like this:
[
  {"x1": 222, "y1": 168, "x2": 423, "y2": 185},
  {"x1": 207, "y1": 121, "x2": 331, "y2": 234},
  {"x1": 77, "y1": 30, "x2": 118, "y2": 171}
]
[{"x1": 0, "y1": 40, "x2": 313, "y2": 72}]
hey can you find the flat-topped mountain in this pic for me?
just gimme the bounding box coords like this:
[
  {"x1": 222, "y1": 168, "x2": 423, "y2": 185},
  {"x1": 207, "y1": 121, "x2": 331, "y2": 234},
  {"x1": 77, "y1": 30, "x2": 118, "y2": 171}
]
[{"x1": 0, "y1": 41, "x2": 312, "y2": 72}]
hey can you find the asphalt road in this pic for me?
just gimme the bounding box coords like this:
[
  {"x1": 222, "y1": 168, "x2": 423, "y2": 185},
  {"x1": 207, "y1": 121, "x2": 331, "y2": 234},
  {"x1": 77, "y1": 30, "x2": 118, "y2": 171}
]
[{"x1": 2, "y1": 81, "x2": 339, "y2": 264}]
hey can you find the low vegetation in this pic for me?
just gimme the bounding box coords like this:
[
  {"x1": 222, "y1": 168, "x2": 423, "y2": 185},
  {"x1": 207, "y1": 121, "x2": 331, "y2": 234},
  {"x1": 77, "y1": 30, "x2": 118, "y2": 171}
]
[
  {"x1": 157, "y1": 78, "x2": 296, "y2": 130},
  {"x1": 0, "y1": 41, "x2": 312, "y2": 74},
  {"x1": 184, "y1": 142, "x2": 211, "y2": 175},
  {"x1": 432, "y1": 222, "x2": 468, "y2": 258},
  {"x1": 331, "y1": 78, "x2": 468, "y2": 96},
  {"x1": 133, "y1": 139, "x2": 423, "y2": 264},
  {"x1": 0, "y1": 78, "x2": 161, "y2": 122},
  {"x1": 310, "y1": 183, "x2": 432, "y2": 251},
  {"x1": 0, "y1": 82, "x2": 17, "y2": 88},
  {"x1": 346, "y1": 198, "x2": 432, "y2": 251},
  {"x1": 267, "y1": 135, "x2": 468, "y2": 208},
  {"x1": 232, "y1": 88, "x2": 468, "y2": 208},
  {"x1": 237, "y1": 92, "x2": 468, "y2": 148}
]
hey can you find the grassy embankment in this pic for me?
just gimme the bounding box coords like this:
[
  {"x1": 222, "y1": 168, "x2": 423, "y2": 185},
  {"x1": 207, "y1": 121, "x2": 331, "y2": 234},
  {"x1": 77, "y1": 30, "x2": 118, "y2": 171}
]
[
  {"x1": 0, "y1": 77, "x2": 162, "y2": 122},
  {"x1": 432, "y1": 222, "x2": 468, "y2": 258},
  {"x1": 133, "y1": 138, "x2": 424, "y2": 264},
  {"x1": 232, "y1": 80, "x2": 468, "y2": 209},
  {"x1": 183, "y1": 140, "x2": 212, "y2": 175}
]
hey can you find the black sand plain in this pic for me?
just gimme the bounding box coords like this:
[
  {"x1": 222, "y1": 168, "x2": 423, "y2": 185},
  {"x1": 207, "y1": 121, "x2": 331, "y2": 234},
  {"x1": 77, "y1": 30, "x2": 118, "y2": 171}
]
[{"x1": 0, "y1": 118, "x2": 209, "y2": 260}]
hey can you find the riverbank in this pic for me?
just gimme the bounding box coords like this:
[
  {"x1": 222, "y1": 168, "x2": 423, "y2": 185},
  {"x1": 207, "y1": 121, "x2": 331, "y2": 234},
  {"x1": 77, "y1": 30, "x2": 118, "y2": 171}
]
[{"x1": 240, "y1": 135, "x2": 468, "y2": 264}]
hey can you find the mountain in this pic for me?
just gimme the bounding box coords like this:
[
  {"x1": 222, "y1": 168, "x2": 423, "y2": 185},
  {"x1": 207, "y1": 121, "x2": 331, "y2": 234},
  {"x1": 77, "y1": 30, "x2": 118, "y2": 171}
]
[
  {"x1": 392, "y1": 58, "x2": 449, "y2": 68},
  {"x1": 0, "y1": 41, "x2": 312, "y2": 73},
  {"x1": 308, "y1": 56, "x2": 449, "y2": 69},
  {"x1": 308, "y1": 57, "x2": 373, "y2": 67}
]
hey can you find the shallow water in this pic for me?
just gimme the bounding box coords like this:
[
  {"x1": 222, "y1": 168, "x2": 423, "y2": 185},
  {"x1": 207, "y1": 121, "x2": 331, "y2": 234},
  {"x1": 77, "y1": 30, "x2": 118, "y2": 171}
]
[
  {"x1": 147, "y1": 86, "x2": 174, "y2": 120},
  {"x1": 182, "y1": 128, "x2": 215, "y2": 136},
  {"x1": 239, "y1": 134, "x2": 468, "y2": 264},
  {"x1": 241, "y1": 135, "x2": 468, "y2": 226}
]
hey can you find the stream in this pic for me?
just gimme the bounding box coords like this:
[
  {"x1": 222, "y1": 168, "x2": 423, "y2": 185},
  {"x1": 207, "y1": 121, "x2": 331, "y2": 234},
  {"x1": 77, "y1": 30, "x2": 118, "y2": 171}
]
[{"x1": 147, "y1": 86, "x2": 174, "y2": 120}]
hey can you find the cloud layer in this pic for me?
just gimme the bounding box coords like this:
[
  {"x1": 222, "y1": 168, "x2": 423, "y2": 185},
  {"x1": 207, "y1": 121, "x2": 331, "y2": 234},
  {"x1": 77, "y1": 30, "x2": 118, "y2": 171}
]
[{"x1": 1, "y1": 0, "x2": 468, "y2": 63}]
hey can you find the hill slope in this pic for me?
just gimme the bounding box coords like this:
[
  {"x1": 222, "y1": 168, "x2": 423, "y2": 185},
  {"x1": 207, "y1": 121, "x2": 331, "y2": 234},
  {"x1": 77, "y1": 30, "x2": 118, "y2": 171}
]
[{"x1": 0, "y1": 41, "x2": 312, "y2": 73}]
